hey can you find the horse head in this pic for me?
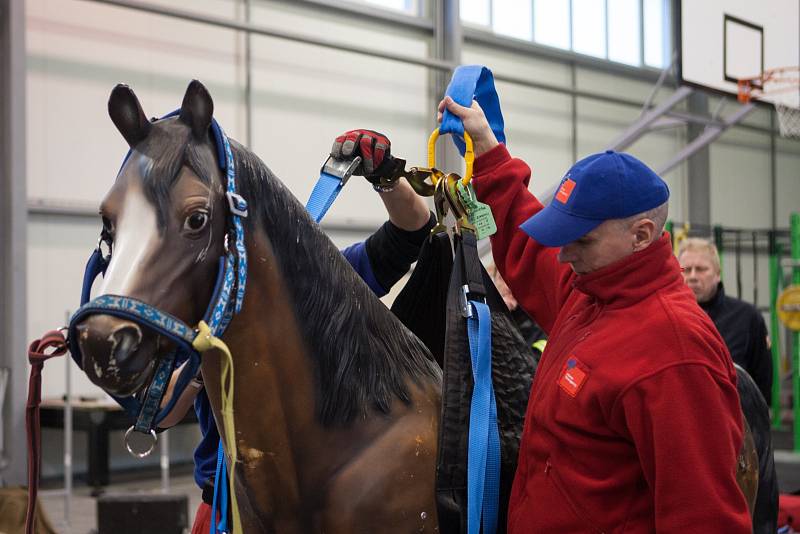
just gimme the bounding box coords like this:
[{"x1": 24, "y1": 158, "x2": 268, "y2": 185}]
[{"x1": 76, "y1": 81, "x2": 227, "y2": 396}]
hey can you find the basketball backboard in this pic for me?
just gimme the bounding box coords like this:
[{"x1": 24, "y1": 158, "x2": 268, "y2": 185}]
[{"x1": 679, "y1": 0, "x2": 799, "y2": 108}]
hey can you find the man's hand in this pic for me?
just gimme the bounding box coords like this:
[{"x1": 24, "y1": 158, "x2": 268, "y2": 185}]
[
  {"x1": 437, "y1": 96, "x2": 500, "y2": 158},
  {"x1": 331, "y1": 129, "x2": 392, "y2": 177}
]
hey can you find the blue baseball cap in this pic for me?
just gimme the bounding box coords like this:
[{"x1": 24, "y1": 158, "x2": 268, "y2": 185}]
[{"x1": 520, "y1": 150, "x2": 669, "y2": 247}]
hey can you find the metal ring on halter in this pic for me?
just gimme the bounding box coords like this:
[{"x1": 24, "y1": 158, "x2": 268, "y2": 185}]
[{"x1": 124, "y1": 426, "x2": 158, "y2": 458}]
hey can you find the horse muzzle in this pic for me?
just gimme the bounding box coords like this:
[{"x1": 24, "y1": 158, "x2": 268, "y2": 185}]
[{"x1": 75, "y1": 315, "x2": 157, "y2": 396}]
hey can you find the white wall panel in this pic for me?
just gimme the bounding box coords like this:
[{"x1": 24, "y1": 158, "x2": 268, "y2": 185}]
[
  {"x1": 776, "y1": 137, "x2": 800, "y2": 226},
  {"x1": 27, "y1": 0, "x2": 245, "y2": 205},
  {"x1": 576, "y1": 68, "x2": 655, "y2": 104},
  {"x1": 248, "y1": 1, "x2": 432, "y2": 227},
  {"x1": 28, "y1": 215, "x2": 104, "y2": 397},
  {"x1": 710, "y1": 127, "x2": 772, "y2": 227},
  {"x1": 575, "y1": 96, "x2": 686, "y2": 221},
  {"x1": 463, "y1": 45, "x2": 573, "y2": 198}
]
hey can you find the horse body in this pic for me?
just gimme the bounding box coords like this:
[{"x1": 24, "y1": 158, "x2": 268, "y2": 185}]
[
  {"x1": 76, "y1": 81, "x2": 442, "y2": 532},
  {"x1": 204, "y1": 223, "x2": 441, "y2": 532}
]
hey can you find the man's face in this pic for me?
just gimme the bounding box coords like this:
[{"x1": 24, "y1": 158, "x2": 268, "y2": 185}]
[
  {"x1": 679, "y1": 250, "x2": 720, "y2": 303},
  {"x1": 556, "y1": 219, "x2": 636, "y2": 275}
]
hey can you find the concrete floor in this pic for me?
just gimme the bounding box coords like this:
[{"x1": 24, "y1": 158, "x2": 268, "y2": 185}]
[
  {"x1": 31, "y1": 428, "x2": 800, "y2": 533},
  {"x1": 39, "y1": 470, "x2": 201, "y2": 534}
]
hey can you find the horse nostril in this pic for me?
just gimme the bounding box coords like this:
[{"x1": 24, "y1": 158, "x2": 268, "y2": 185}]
[{"x1": 109, "y1": 324, "x2": 142, "y2": 363}]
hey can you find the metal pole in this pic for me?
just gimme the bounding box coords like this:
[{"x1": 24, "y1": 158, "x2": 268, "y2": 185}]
[
  {"x1": 657, "y1": 103, "x2": 757, "y2": 176},
  {"x1": 64, "y1": 312, "x2": 73, "y2": 527},
  {"x1": 433, "y1": 0, "x2": 462, "y2": 174},
  {"x1": 769, "y1": 232, "x2": 782, "y2": 428},
  {"x1": 791, "y1": 213, "x2": 800, "y2": 451},
  {"x1": 752, "y1": 231, "x2": 758, "y2": 306},
  {"x1": 735, "y1": 231, "x2": 742, "y2": 298},
  {"x1": 606, "y1": 85, "x2": 693, "y2": 151},
  {"x1": 771, "y1": 111, "x2": 777, "y2": 229},
  {"x1": 571, "y1": 63, "x2": 578, "y2": 162},
  {"x1": 160, "y1": 431, "x2": 170, "y2": 492},
  {"x1": 0, "y1": 0, "x2": 29, "y2": 486}
]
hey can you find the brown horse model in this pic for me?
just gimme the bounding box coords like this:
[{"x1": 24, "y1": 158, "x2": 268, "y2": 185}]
[{"x1": 74, "y1": 80, "x2": 442, "y2": 532}]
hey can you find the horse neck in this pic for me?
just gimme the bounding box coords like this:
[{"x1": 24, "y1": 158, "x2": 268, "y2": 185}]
[{"x1": 213, "y1": 228, "x2": 398, "y2": 510}]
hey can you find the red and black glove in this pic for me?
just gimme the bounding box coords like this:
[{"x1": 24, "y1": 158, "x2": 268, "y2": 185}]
[{"x1": 330, "y1": 129, "x2": 393, "y2": 178}]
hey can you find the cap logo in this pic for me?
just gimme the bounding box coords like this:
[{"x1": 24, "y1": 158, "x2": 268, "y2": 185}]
[{"x1": 555, "y1": 178, "x2": 576, "y2": 204}]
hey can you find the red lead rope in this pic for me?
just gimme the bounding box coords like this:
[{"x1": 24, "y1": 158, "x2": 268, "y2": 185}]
[{"x1": 26, "y1": 330, "x2": 68, "y2": 534}]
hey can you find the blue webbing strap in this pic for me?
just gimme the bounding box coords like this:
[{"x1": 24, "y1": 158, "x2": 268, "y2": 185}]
[
  {"x1": 133, "y1": 350, "x2": 177, "y2": 433},
  {"x1": 211, "y1": 440, "x2": 229, "y2": 534},
  {"x1": 306, "y1": 172, "x2": 346, "y2": 223},
  {"x1": 440, "y1": 65, "x2": 506, "y2": 157},
  {"x1": 305, "y1": 156, "x2": 361, "y2": 223},
  {"x1": 466, "y1": 300, "x2": 500, "y2": 534},
  {"x1": 439, "y1": 65, "x2": 503, "y2": 533},
  {"x1": 80, "y1": 249, "x2": 108, "y2": 309}
]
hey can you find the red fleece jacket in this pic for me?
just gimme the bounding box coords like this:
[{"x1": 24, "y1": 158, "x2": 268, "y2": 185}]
[{"x1": 473, "y1": 145, "x2": 750, "y2": 533}]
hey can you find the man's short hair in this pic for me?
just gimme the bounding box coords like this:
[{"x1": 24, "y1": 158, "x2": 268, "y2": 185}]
[
  {"x1": 677, "y1": 237, "x2": 721, "y2": 273},
  {"x1": 617, "y1": 201, "x2": 669, "y2": 235}
]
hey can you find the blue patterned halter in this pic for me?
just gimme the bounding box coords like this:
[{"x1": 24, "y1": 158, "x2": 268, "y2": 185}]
[{"x1": 67, "y1": 114, "x2": 247, "y2": 451}]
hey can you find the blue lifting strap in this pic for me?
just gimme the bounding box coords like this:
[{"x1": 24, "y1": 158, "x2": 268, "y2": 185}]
[
  {"x1": 211, "y1": 440, "x2": 229, "y2": 534},
  {"x1": 439, "y1": 64, "x2": 503, "y2": 534},
  {"x1": 305, "y1": 156, "x2": 362, "y2": 223},
  {"x1": 440, "y1": 65, "x2": 506, "y2": 157},
  {"x1": 466, "y1": 300, "x2": 500, "y2": 534},
  {"x1": 306, "y1": 172, "x2": 346, "y2": 223}
]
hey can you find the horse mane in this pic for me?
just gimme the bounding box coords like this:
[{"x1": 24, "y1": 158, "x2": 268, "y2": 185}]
[
  {"x1": 230, "y1": 140, "x2": 441, "y2": 425},
  {"x1": 136, "y1": 117, "x2": 440, "y2": 426}
]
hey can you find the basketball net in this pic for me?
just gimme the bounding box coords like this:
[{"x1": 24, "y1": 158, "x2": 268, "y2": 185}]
[{"x1": 738, "y1": 66, "x2": 800, "y2": 139}]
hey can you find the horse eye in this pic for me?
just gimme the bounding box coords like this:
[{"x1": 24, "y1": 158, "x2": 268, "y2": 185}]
[{"x1": 184, "y1": 211, "x2": 209, "y2": 232}]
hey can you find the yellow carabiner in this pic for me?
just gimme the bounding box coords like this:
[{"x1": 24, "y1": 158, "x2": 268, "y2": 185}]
[{"x1": 428, "y1": 128, "x2": 475, "y2": 186}]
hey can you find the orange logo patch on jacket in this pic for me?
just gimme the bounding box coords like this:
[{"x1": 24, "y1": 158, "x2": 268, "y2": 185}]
[
  {"x1": 555, "y1": 178, "x2": 576, "y2": 204},
  {"x1": 558, "y1": 357, "x2": 588, "y2": 397}
]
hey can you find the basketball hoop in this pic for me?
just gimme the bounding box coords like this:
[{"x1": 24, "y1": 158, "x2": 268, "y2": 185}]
[{"x1": 737, "y1": 66, "x2": 800, "y2": 138}]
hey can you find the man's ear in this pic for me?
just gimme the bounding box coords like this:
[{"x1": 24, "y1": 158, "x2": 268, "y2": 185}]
[{"x1": 632, "y1": 218, "x2": 657, "y2": 252}]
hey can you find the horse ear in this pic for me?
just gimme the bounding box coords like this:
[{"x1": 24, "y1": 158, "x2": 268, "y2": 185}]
[
  {"x1": 108, "y1": 84, "x2": 151, "y2": 148},
  {"x1": 179, "y1": 80, "x2": 214, "y2": 142}
]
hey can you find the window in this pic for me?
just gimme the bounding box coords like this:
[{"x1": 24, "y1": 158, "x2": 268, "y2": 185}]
[
  {"x1": 534, "y1": 0, "x2": 570, "y2": 49},
  {"x1": 644, "y1": 0, "x2": 668, "y2": 68},
  {"x1": 461, "y1": 0, "x2": 491, "y2": 27},
  {"x1": 462, "y1": 0, "x2": 672, "y2": 70},
  {"x1": 607, "y1": 0, "x2": 641, "y2": 65},
  {"x1": 494, "y1": 0, "x2": 532, "y2": 40},
  {"x1": 361, "y1": 0, "x2": 418, "y2": 15},
  {"x1": 571, "y1": 0, "x2": 606, "y2": 58}
]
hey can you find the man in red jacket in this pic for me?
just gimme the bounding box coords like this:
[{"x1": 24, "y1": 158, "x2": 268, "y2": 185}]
[{"x1": 438, "y1": 96, "x2": 751, "y2": 532}]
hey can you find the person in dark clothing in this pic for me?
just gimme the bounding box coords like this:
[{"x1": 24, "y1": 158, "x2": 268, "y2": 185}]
[{"x1": 678, "y1": 237, "x2": 773, "y2": 404}]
